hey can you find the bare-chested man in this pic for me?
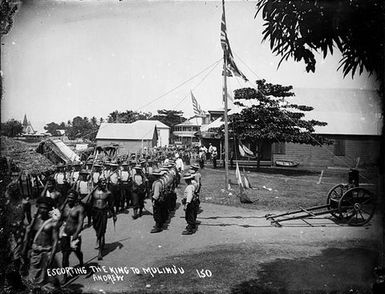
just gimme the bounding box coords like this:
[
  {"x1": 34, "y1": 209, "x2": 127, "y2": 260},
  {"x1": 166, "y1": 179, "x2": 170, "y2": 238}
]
[
  {"x1": 90, "y1": 178, "x2": 116, "y2": 260},
  {"x1": 23, "y1": 197, "x2": 60, "y2": 287},
  {"x1": 60, "y1": 190, "x2": 85, "y2": 271},
  {"x1": 5, "y1": 181, "x2": 31, "y2": 291}
]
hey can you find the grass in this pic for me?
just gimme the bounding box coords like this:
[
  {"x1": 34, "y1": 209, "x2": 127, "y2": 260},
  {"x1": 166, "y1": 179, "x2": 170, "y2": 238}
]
[{"x1": 184, "y1": 166, "x2": 379, "y2": 211}]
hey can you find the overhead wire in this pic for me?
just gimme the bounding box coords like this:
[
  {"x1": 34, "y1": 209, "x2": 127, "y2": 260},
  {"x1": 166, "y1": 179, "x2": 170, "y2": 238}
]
[
  {"x1": 173, "y1": 58, "x2": 222, "y2": 110},
  {"x1": 134, "y1": 57, "x2": 223, "y2": 112},
  {"x1": 74, "y1": 58, "x2": 223, "y2": 141}
]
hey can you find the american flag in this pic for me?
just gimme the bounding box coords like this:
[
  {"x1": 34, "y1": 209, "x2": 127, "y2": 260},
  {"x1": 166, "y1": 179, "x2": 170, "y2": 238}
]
[
  {"x1": 191, "y1": 91, "x2": 204, "y2": 116},
  {"x1": 220, "y1": 0, "x2": 248, "y2": 81}
]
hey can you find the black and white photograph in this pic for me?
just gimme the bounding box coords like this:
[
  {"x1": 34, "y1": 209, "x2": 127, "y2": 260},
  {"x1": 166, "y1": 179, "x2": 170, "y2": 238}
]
[{"x1": 0, "y1": 0, "x2": 384, "y2": 293}]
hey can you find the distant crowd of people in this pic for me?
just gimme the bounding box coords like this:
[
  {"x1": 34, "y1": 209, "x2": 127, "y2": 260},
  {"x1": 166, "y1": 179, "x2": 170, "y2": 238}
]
[{"x1": 3, "y1": 145, "x2": 205, "y2": 292}]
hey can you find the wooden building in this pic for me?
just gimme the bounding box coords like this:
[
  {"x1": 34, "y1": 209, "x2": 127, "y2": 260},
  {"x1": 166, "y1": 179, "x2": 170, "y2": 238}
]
[{"x1": 95, "y1": 122, "x2": 158, "y2": 155}]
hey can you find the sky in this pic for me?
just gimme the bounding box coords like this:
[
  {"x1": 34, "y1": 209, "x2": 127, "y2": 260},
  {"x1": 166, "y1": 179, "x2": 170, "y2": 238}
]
[{"x1": 1, "y1": 0, "x2": 379, "y2": 132}]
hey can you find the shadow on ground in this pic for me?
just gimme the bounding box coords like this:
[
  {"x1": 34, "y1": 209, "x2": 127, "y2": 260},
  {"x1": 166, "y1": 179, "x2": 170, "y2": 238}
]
[
  {"x1": 231, "y1": 247, "x2": 378, "y2": 294},
  {"x1": 131, "y1": 243, "x2": 379, "y2": 293}
]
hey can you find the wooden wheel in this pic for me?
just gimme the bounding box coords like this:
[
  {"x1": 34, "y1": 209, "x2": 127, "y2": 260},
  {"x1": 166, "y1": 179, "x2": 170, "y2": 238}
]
[
  {"x1": 326, "y1": 184, "x2": 349, "y2": 219},
  {"x1": 338, "y1": 187, "x2": 377, "y2": 226}
]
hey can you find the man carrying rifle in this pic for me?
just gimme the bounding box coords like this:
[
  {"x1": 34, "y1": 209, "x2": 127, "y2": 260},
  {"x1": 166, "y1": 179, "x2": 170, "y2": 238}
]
[
  {"x1": 54, "y1": 163, "x2": 68, "y2": 197},
  {"x1": 41, "y1": 177, "x2": 62, "y2": 208},
  {"x1": 131, "y1": 165, "x2": 146, "y2": 219},
  {"x1": 70, "y1": 162, "x2": 82, "y2": 187},
  {"x1": 75, "y1": 169, "x2": 92, "y2": 227},
  {"x1": 190, "y1": 163, "x2": 202, "y2": 220},
  {"x1": 181, "y1": 173, "x2": 198, "y2": 235},
  {"x1": 89, "y1": 178, "x2": 116, "y2": 260},
  {"x1": 150, "y1": 169, "x2": 167, "y2": 233},
  {"x1": 174, "y1": 153, "x2": 184, "y2": 187},
  {"x1": 120, "y1": 162, "x2": 131, "y2": 210},
  {"x1": 91, "y1": 163, "x2": 102, "y2": 188},
  {"x1": 108, "y1": 162, "x2": 121, "y2": 213}
]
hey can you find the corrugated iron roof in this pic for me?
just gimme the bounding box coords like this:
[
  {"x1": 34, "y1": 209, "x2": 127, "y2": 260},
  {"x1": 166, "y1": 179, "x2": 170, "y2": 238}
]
[
  {"x1": 175, "y1": 117, "x2": 201, "y2": 126},
  {"x1": 292, "y1": 88, "x2": 382, "y2": 136},
  {"x1": 96, "y1": 123, "x2": 157, "y2": 140},
  {"x1": 51, "y1": 139, "x2": 80, "y2": 162},
  {"x1": 200, "y1": 117, "x2": 224, "y2": 132},
  {"x1": 200, "y1": 88, "x2": 381, "y2": 136},
  {"x1": 131, "y1": 120, "x2": 170, "y2": 129}
]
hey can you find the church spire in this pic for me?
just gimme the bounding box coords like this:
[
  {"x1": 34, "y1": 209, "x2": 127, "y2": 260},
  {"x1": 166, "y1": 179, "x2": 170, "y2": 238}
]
[{"x1": 23, "y1": 114, "x2": 28, "y2": 126}]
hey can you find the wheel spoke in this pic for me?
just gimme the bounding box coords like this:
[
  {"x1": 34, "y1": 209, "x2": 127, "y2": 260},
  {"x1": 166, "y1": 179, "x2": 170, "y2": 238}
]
[
  {"x1": 339, "y1": 188, "x2": 376, "y2": 226},
  {"x1": 358, "y1": 210, "x2": 366, "y2": 221},
  {"x1": 360, "y1": 208, "x2": 373, "y2": 215},
  {"x1": 361, "y1": 197, "x2": 374, "y2": 205}
]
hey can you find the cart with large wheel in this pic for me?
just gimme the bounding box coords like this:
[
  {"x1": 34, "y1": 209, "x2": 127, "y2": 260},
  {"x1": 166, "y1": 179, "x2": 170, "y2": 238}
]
[{"x1": 265, "y1": 169, "x2": 377, "y2": 227}]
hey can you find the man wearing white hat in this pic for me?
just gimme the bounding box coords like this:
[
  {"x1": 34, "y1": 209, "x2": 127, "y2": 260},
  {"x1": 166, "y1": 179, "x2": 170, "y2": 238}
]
[
  {"x1": 150, "y1": 169, "x2": 167, "y2": 233},
  {"x1": 181, "y1": 173, "x2": 197, "y2": 235},
  {"x1": 175, "y1": 153, "x2": 184, "y2": 186},
  {"x1": 131, "y1": 165, "x2": 146, "y2": 219}
]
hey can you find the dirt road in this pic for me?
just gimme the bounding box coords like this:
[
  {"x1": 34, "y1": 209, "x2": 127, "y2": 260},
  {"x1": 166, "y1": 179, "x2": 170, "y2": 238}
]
[{"x1": 60, "y1": 197, "x2": 382, "y2": 293}]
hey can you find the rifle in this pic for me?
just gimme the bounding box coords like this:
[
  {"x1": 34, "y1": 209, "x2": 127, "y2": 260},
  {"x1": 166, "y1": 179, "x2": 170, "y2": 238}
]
[{"x1": 81, "y1": 184, "x2": 100, "y2": 205}]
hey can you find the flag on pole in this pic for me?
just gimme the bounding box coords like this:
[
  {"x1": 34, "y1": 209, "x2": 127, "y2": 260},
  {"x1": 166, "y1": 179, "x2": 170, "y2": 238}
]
[
  {"x1": 235, "y1": 161, "x2": 243, "y2": 187},
  {"x1": 191, "y1": 91, "x2": 205, "y2": 116},
  {"x1": 220, "y1": 0, "x2": 248, "y2": 82},
  {"x1": 242, "y1": 168, "x2": 252, "y2": 189}
]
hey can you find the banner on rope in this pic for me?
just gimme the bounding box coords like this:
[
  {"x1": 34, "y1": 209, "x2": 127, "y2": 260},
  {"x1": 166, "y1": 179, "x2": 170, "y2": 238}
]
[{"x1": 235, "y1": 161, "x2": 243, "y2": 187}]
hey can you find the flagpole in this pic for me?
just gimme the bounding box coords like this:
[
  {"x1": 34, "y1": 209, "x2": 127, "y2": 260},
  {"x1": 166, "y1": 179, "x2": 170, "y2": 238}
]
[{"x1": 223, "y1": 55, "x2": 229, "y2": 190}]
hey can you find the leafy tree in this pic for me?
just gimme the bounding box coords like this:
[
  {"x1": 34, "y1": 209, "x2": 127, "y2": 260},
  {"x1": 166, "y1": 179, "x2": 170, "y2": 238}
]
[
  {"x1": 256, "y1": 0, "x2": 384, "y2": 84},
  {"x1": 152, "y1": 109, "x2": 186, "y2": 127},
  {"x1": 229, "y1": 79, "x2": 328, "y2": 168},
  {"x1": 256, "y1": 0, "x2": 384, "y2": 171},
  {"x1": 67, "y1": 116, "x2": 97, "y2": 140},
  {"x1": 44, "y1": 122, "x2": 60, "y2": 135},
  {"x1": 107, "y1": 110, "x2": 120, "y2": 123},
  {"x1": 0, "y1": 0, "x2": 18, "y2": 35},
  {"x1": 0, "y1": 119, "x2": 23, "y2": 137},
  {"x1": 152, "y1": 109, "x2": 186, "y2": 144},
  {"x1": 107, "y1": 110, "x2": 152, "y2": 123},
  {"x1": 90, "y1": 116, "x2": 98, "y2": 127}
]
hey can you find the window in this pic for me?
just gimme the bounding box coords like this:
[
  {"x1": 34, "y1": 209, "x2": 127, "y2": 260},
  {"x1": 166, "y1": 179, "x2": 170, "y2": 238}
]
[
  {"x1": 334, "y1": 139, "x2": 345, "y2": 156},
  {"x1": 273, "y1": 142, "x2": 285, "y2": 154}
]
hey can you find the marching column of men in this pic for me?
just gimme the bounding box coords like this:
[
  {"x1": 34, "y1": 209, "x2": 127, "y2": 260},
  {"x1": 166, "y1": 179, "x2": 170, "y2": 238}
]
[{"x1": 4, "y1": 151, "x2": 203, "y2": 291}]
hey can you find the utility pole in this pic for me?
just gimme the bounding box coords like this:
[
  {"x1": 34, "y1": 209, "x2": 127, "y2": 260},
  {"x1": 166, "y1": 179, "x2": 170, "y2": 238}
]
[{"x1": 223, "y1": 56, "x2": 229, "y2": 190}]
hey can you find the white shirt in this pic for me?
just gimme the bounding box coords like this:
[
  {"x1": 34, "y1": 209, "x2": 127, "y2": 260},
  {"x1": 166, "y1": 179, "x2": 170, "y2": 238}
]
[
  {"x1": 184, "y1": 184, "x2": 195, "y2": 204},
  {"x1": 152, "y1": 181, "x2": 162, "y2": 200},
  {"x1": 54, "y1": 173, "x2": 65, "y2": 185},
  {"x1": 120, "y1": 170, "x2": 130, "y2": 182},
  {"x1": 78, "y1": 181, "x2": 91, "y2": 194},
  {"x1": 92, "y1": 172, "x2": 101, "y2": 184},
  {"x1": 175, "y1": 158, "x2": 184, "y2": 172}
]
